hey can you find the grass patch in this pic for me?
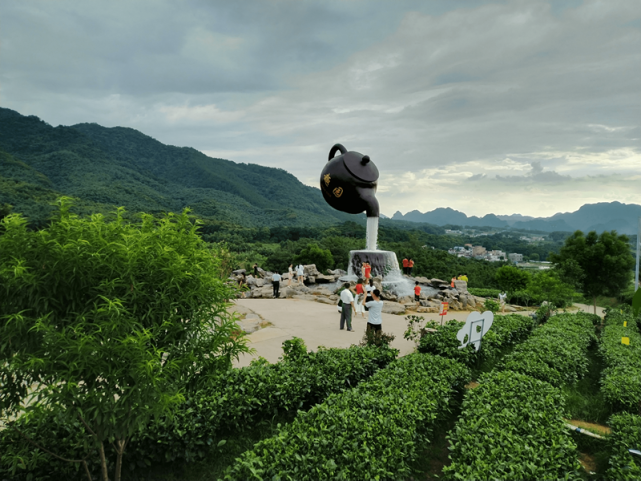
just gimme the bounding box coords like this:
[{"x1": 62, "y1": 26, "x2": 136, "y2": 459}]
[{"x1": 562, "y1": 345, "x2": 611, "y2": 425}]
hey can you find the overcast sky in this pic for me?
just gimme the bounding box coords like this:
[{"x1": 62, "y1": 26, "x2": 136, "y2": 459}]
[{"x1": 1, "y1": 0, "x2": 639, "y2": 218}]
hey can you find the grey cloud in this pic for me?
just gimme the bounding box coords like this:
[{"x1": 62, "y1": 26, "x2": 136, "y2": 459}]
[
  {"x1": 495, "y1": 161, "x2": 571, "y2": 183},
  {"x1": 467, "y1": 173, "x2": 486, "y2": 181}
]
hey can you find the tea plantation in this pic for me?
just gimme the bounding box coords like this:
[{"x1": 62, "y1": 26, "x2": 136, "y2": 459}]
[{"x1": 1, "y1": 310, "x2": 640, "y2": 480}]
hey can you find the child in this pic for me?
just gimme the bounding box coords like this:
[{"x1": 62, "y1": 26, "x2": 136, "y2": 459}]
[
  {"x1": 414, "y1": 281, "x2": 421, "y2": 308},
  {"x1": 355, "y1": 278, "x2": 365, "y2": 318}
]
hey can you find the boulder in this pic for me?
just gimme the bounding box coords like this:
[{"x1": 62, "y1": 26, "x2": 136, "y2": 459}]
[
  {"x1": 504, "y1": 305, "x2": 517, "y2": 312},
  {"x1": 310, "y1": 287, "x2": 334, "y2": 297},
  {"x1": 431, "y1": 278, "x2": 449, "y2": 286},
  {"x1": 399, "y1": 296, "x2": 413, "y2": 304},
  {"x1": 380, "y1": 291, "x2": 398, "y2": 302},
  {"x1": 292, "y1": 294, "x2": 318, "y2": 301},
  {"x1": 454, "y1": 280, "x2": 468, "y2": 292},
  {"x1": 304, "y1": 264, "x2": 321, "y2": 277},
  {"x1": 257, "y1": 267, "x2": 268, "y2": 278},
  {"x1": 329, "y1": 294, "x2": 339, "y2": 301},
  {"x1": 327, "y1": 269, "x2": 346, "y2": 276},
  {"x1": 381, "y1": 302, "x2": 406, "y2": 315},
  {"x1": 315, "y1": 274, "x2": 336, "y2": 283},
  {"x1": 232, "y1": 269, "x2": 246, "y2": 275},
  {"x1": 417, "y1": 306, "x2": 440, "y2": 313},
  {"x1": 414, "y1": 276, "x2": 431, "y2": 285},
  {"x1": 316, "y1": 297, "x2": 336, "y2": 305}
]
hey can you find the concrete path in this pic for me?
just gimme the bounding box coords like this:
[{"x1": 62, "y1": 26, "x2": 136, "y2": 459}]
[{"x1": 233, "y1": 299, "x2": 492, "y2": 367}]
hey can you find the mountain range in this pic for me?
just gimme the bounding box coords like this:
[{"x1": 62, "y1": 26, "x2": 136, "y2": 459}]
[
  {"x1": 1, "y1": 107, "x2": 638, "y2": 236},
  {"x1": 392, "y1": 202, "x2": 641, "y2": 235},
  {"x1": 0, "y1": 107, "x2": 352, "y2": 228}
]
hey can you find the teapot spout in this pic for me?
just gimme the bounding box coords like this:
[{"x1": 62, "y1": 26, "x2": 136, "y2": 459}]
[{"x1": 358, "y1": 187, "x2": 379, "y2": 218}]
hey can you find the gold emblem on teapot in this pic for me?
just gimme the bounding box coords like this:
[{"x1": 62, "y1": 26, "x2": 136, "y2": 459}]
[
  {"x1": 333, "y1": 187, "x2": 343, "y2": 198},
  {"x1": 323, "y1": 174, "x2": 331, "y2": 187}
]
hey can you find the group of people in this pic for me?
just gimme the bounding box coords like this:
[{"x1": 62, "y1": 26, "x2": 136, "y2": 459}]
[
  {"x1": 338, "y1": 278, "x2": 382, "y2": 333},
  {"x1": 450, "y1": 273, "x2": 469, "y2": 287},
  {"x1": 401, "y1": 258, "x2": 415, "y2": 276},
  {"x1": 270, "y1": 264, "x2": 306, "y2": 298}
]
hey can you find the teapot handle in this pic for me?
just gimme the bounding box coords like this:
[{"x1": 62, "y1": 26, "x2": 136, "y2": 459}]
[{"x1": 328, "y1": 143, "x2": 347, "y2": 161}]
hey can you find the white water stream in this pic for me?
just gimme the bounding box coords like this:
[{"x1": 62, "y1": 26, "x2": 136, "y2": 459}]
[{"x1": 366, "y1": 216, "x2": 378, "y2": 251}]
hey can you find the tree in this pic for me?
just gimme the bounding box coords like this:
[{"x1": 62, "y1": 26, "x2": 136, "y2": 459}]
[
  {"x1": 0, "y1": 198, "x2": 251, "y2": 481},
  {"x1": 294, "y1": 243, "x2": 334, "y2": 272},
  {"x1": 495, "y1": 265, "x2": 531, "y2": 293},
  {"x1": 527, "y1": 271, "x2": 575, "y2": 308},
  {"x1": 549, "y1": 230, "x2": 635, "y2": 314}
]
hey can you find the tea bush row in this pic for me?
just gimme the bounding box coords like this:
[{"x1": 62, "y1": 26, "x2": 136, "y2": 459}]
[
  {"x1": 443, "y1": 370, "x2": 582, "y2": 480},
  {"x1": 605, "y1": 413, "x2": 641, "y2": 480},
  {"x1": 0, "y1": 345, "x2": 397, "y2": 479},
  {"x1": 225, "y1": 353, "x2": 471, "y2": 481},
  {"x1": 599, "y1": 310, "x2": 641, "y2": 412},
  {"x1": 417, "y1": 314, "x2": 536, "y2": 366},
  {"x1": 498, "y1": 312, "x2": 596, "y2": 386}
]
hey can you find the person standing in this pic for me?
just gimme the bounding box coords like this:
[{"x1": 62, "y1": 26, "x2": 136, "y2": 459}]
[
  {"x1": 451, "y1": 276, "x2": 456, "y2": 288},
  {"x1": 296, "y1": 264, "x2": 305, "y2": 284},
  {"x1": 461, "y1": 273, "x2": 469, "y2": 282},
  {"x1": 408, "y1": 258, "x2": 415, "y2": 276},
  {"x1": 364, "y1": 278, "x2": 374, "y2": 311},
  {"x1": 414, "y1": 281, "x2": 421, "y2": 308},
  {"x1": 402, "y1": 257, "x2": 409, "y2": 275},
  {"x1": 238, "y1": 273, "x2": 247, "y2": 298},
  {"x1": 253, "y1": 263, "x2": 259, "y2": 277},
  {"x1": 364, "y1": 262, "x2": 372, "y2": 280},
  {"x1": 363, "y1": 288, "x2": 384, "y2": 333},
  {"x1": 272, "y1": 272, "x2": 282, "y2": 298},
  {"x1": 339, "y1": 282, "x2": 356, "y2": 331},
  {"x1": 354, "y1": 278, "x2": 366, "y2": 318},
  {"x1": 499, "y1": 291, "x2": 507, "y2": 313},
  {"x1": 288, "y1": 264, "x2": 294, "y2": 287}
]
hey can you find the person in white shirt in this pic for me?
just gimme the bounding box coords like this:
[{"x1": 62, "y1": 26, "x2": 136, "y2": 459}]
[
  {"x1": 288, "y1": 264, "x2": 294, "y2": 286},
  {"x1": 296, "y1": 264, "x2": 305, "y2": 284},
  {"x1": 363, "y1": 288, "x2": 384, "y2": 332},
  {"x1": 272, "y1": 272, "x2": 282, "y2": 298},
  {"x1": 499, "y1": 292, "x2": 507, "y2": 313},
  {"x1": 339, "y1": 282, "x2": 356, "y2": 331}
]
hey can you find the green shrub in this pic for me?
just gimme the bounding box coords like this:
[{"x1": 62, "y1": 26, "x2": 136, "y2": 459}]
[
  {"x1": 599, "y1": 310, "x2": 641, "y2": 412},
  {"x1": 130, "y1": 344, "x2": 397, "y2": 466},
  {"x1": 225, "y1": 353, "x2": 471, "y2": 480},
  {"x1": 443, "y1": 370, "x2": 582, "y2": 480},
  {"x1": 605, "y1": 413, "x2": 641, "y2": 480},
  {"x1": 281, "y1": 336, "x2": 307, "y2": 361},
  {"x1": 498, "y1": 313, "x2": 595, "y2": 386},
  {"x1": 468, "y1": 287, "x2": 500, "y2": 298},
  {"x1": 417, "y1": 314, "x2": 535, "y2": 366},
  {"x1": 484, "y1": 298, "x2": 500, "y2": 314},
  {"x1": 0, "y1": 345, "x2": 397, "y2": 478}
]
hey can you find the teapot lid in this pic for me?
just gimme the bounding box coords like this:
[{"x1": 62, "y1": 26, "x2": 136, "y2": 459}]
[{"x1": 342, "y1": 151, "x2": 379, "y2": 183}]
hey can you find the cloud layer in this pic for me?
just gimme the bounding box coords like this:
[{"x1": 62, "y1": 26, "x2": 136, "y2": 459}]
[{"x1": 1, "y1": 0, "x2": 639, "y2": 217}]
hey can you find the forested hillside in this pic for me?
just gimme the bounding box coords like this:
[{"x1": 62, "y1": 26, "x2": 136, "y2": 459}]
[{"x1": 0, "y1": 108, "x2": 352, "y2": 228}]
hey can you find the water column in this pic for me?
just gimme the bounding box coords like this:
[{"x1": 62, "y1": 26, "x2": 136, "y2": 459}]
[{"x1": 366, "y1": 216, "x2": 379, "y2": 251}]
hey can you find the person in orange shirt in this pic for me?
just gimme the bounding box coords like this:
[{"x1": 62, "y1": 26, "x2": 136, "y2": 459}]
[
  {"x1": 402, "y1": 257, "x2": 409, "y2": 275},
  {"x1": 354, "y1": 278, "x2": 366, "y2": 318},
  {"x1": 364, "y1": 262, "x2": 372, "y2": 280},
  {"x1": 414, "y1": 281, "x2": 421, "y2": 308},
  {"x1": 408, "y1": 258, "x2": 415, "y2": 276}
]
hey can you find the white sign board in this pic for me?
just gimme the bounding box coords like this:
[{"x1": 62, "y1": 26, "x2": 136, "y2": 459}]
[{"x1": 456, "y1": 311, "x2": 494, "y2": 351}]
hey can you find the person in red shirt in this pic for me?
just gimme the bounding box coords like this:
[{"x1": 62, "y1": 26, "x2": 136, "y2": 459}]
[
  {"x1": 364, "y1": 262, "x2": 372, "y2": 280},
  {"x1": 414, "y1": 281, "x2": 421, "y2": 307},
  {"x1": 354, "y1": 278, "x2": 366, "y2": 318},
  {"x1": 408, "y1": 258, "x2": 415, "y2": 276},
  {"x1": 402, "y1": 258, "x2": 409, "y2": 275}
]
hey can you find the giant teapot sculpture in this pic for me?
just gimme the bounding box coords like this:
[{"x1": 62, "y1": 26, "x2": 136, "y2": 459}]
[{"x1": 320, "y1": 143, "x2": 380, "y2": 217}]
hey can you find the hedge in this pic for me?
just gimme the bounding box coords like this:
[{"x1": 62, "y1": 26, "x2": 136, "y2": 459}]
[
  {"x1": 599, "y1": 310, "x2": 641, "y2": 412},
  {"x1": 443, "y1": 370, "x2": 582, "y2": 480},
  {"x1": 605, "y1": 413, "x2": 641, "y2": 480},
  {"x1": 225, "y1": 353, "x2": 471, "y2": 480},
  {"x1": 417, "y1": 314, "x2": 536, "y2": 366},
  {"x1": 0, "y1": 344, "x2": 397, "y2": 480},
  {"x1": 498, "y1": 312, "x2": 595, "y2": 386}
]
